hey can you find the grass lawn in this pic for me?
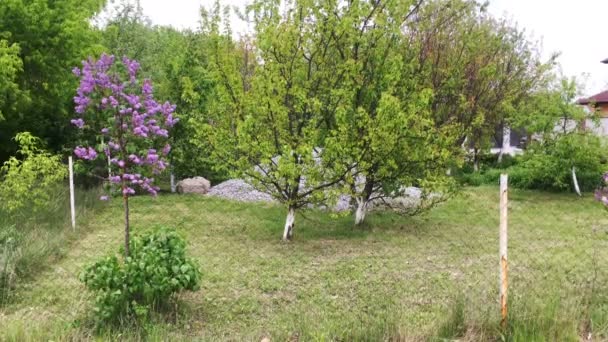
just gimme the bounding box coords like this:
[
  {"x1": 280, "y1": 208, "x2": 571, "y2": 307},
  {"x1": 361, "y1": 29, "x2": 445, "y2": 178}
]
[{"x1": 1, "y1": 186, "x2": 608, "y2": 341}]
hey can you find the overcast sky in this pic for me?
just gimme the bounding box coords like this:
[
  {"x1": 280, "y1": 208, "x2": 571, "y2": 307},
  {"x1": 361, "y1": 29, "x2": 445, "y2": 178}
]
[{"x1": 136, "y1": 0, "x2": 608, "y2": 96}]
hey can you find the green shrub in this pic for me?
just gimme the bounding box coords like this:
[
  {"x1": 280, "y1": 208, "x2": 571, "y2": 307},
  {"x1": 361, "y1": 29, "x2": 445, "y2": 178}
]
[
  {"x1": 476, "y1": 153, "x2": 518, "y2": 172},
  {"x1": 457, "y1": 133, "x2": 606, "y2": 192},
  {"x1": 0, "y1": 132, "x2": 67, "y2": 215},
  {"x1": 80, "y1": 226, "x2": 200, "y2": 323},
  {"x1": 510, "y1": 133, "x2": 605, "y2": 192}
]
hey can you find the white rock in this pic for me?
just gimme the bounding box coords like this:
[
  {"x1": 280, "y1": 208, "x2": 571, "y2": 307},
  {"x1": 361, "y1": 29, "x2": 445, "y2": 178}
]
[{"x1": 176, "y1": 177, "x2": 211, "y2": 195}]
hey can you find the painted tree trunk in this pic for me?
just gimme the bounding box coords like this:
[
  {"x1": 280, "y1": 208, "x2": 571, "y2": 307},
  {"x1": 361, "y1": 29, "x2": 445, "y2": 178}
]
[
  {"x1": 354, "y1": 198, "x2": 368, "y2": 225},
  {"x1": 170, "y1": 171, "x2": 176, "y2": 193},
  {"x1": 282, "y1": 206, "x2": 296, "y2": 241},
  {"x1": 501, "y1": 125, "x2": 511, "y2": 158},
  {"x1": 572, "y1": 166, "x2": 581, "y2": 196}
]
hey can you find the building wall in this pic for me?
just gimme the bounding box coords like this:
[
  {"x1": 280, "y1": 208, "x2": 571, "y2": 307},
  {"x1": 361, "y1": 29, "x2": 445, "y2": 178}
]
[
  {"x1": 584, "y1": 117, "x2": 608, "y2": 136},
  {"x1": 583, "y1": 103, "x2": 608, "y2": 118}
]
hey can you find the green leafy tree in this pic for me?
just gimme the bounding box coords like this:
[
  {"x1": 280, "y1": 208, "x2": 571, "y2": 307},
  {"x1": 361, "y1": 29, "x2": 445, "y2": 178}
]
[
  {"x1": 322, "y1": 0, "x2": 459, "y2": 225},
  {"x1": 0, "y1": 40, "x2": 22, "y2": 122},
  {"x1": 0, "y1": 0, "x2": 106, "y2": 161},
  {"x1": 511, "y1": 76, "x2": 589, "y2": 137},
  {"x1": 198, "y1": 0, "x2": 355, "y2": 240},
  {"x1": 409, "y1": 0, "x2": 554, "y2": 170}
]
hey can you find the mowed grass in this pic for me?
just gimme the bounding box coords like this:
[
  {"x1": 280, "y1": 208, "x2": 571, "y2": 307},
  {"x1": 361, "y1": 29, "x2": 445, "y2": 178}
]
[{"x1": 2, "y1": 186, "x2": 608, "y2": 341}]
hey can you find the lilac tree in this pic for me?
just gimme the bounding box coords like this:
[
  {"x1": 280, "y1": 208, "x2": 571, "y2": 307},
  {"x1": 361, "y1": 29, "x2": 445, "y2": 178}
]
[{"x1": 71, "y1": 53, "x2": 177, "y2": 256}]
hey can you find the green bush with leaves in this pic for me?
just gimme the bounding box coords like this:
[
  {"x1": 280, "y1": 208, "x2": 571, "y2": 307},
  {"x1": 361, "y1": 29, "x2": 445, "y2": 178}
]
[
  {"x1": 80, "y1": 226, "x2": 200, "y2": 323},
  {"x1": 457, "y1": 133, "x2": 606, "y2": 192},
  {"x1": 0, "y1": 132, "x2": 67, "y2": 215},
  {"x1": 510, "y1": 133, "x2": 605, "y2": 192}
]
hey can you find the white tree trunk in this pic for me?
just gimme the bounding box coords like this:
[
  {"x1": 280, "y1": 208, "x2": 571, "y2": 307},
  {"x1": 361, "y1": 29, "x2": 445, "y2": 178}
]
[
  {"x1": 354, "y1": 197, "x2": 368, "y2": 225},
  {"x1": 282, "y1": 207, "x2": 296, "y2": 241},
  {"x1": 501, "y1": 125, "x2": 511, "y2": 158},
  {"x1": 572, "y1": 166, "x2": 581, "y2": 196},
  {"x1": 170, "y1": 171, "x2": 176, "y2": 193}
]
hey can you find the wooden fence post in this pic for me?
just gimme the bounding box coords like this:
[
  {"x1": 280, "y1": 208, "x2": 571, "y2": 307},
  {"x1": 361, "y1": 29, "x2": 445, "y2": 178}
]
[
  {"x1": 69, "y1": 156, "x2": 76, "y2": 231},
  {"x1": 499, "y1": 174, "x2": 508, "y2": 329}
]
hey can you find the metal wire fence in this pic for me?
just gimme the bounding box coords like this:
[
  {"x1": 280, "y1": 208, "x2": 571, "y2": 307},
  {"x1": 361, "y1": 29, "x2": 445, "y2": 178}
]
[{"x1": 5, "y1": 168, "x2": 608, "y2": 340}]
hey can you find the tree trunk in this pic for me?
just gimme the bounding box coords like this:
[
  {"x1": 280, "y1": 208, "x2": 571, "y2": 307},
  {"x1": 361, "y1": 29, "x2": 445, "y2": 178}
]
[
  {"x1": 282, "y1": 206, "x2": 296, "y2": 241},
  {"x1": 354, "y1": 179, "x2": 374, "y2": 225},
  {"x1": 354, "y1": 198, "x2": 368, "y2": 225},
  {"x1": 500, "y1": 124, "x2": 511, "y2": 163},
  {"x1": 123, "y1": 193, "x2": 130, "y2": 257},
  {"x1": 170, "y1": 171, "x2": 176, "y2": 193},
  {"x1": 473, "y1": 148, "x2": 480, "y2": 172},
  {"x1": 572, "y1": 166, "x2": 581, "y2": 196}
]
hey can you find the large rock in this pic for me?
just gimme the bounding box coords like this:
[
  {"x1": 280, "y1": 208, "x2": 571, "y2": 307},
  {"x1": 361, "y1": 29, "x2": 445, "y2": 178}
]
[{"x1": 176, "y1": 177, "x2": 211, "y2": 195}]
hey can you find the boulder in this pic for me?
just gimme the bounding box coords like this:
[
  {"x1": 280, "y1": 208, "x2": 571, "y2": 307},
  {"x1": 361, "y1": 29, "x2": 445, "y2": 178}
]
[{"x1": 176, "y1": 177, "x2": 211, "y2": 195}]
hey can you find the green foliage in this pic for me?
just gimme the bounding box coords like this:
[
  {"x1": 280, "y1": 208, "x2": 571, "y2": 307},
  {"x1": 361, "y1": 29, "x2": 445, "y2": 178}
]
[
  {"x1": 412, "y1": 0, "x2": 553, "y2": 150},
  {"x1": 80, "y1": 226, "x2": 200, "y2": 323},
  {"x1": 101, "y1": 3, "x2": 225, "y2": 182},
  {"x1": 0, "y1": 132, "x2": 67, "y2": 215},
  {"x1": 458, "y1": 134, "x2": 606, "y2": 192},
  {"x1": 0, "y1": 39, "x2": 22, "y2": 121},
  {"x1": 0, "y1": 0, "x2": 105, "y2": 161},
  {"x1": 198, "y1": 0, "x2": 359, "y2": 235},
  {"x1": 510, "y1": 133, "x2": 605, "y2": 192},
  {"x1": 511, "y1": 76, "x2": 589, "y2": 136},
  {"x1": 317, "y1": 0, "x2": 460, "y2": 221}
]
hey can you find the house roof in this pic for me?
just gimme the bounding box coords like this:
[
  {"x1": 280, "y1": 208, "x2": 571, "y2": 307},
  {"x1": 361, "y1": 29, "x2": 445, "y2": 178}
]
[{"x1": 577, "y1": 90, "x2": 608, "y2": 105}]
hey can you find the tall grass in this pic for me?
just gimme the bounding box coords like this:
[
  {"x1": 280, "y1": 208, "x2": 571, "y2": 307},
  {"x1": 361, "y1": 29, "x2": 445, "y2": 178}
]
[{"x1": 0, "y1": 183, "x2": 103, "y2": 305}]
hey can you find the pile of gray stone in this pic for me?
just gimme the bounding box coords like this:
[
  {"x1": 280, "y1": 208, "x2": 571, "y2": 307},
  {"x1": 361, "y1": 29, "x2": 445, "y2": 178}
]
[
  {"x1": 207, "y1": 179, "x2": 275, "y2": 203},
  {"x1": 176, "y1": 176, "x2": 433, "y2": 212}
]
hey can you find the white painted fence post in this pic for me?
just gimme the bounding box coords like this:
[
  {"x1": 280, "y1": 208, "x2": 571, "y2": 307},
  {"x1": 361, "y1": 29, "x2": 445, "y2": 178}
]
[
  {"x1": 499, "y1": 174, "x2": 508, "y2": 329},
  {"x1": 69, "y1": 156, "x2": 76, "y2": 231}
]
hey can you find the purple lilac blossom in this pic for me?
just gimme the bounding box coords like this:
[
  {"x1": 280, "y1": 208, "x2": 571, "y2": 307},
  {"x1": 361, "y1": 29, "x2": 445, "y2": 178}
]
[
  {"x1": 162, "y1": 144, "x2": 171, "y2": 155},
  {"x1": 128, "y1": 154, "x2": 142, "y2": 165},
  {"x1": 72, "y1": 54, "x2": 175, "y2": 199},
  {"x1": 71, "y1": 118, "x2": 85, "y2": 128}
]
